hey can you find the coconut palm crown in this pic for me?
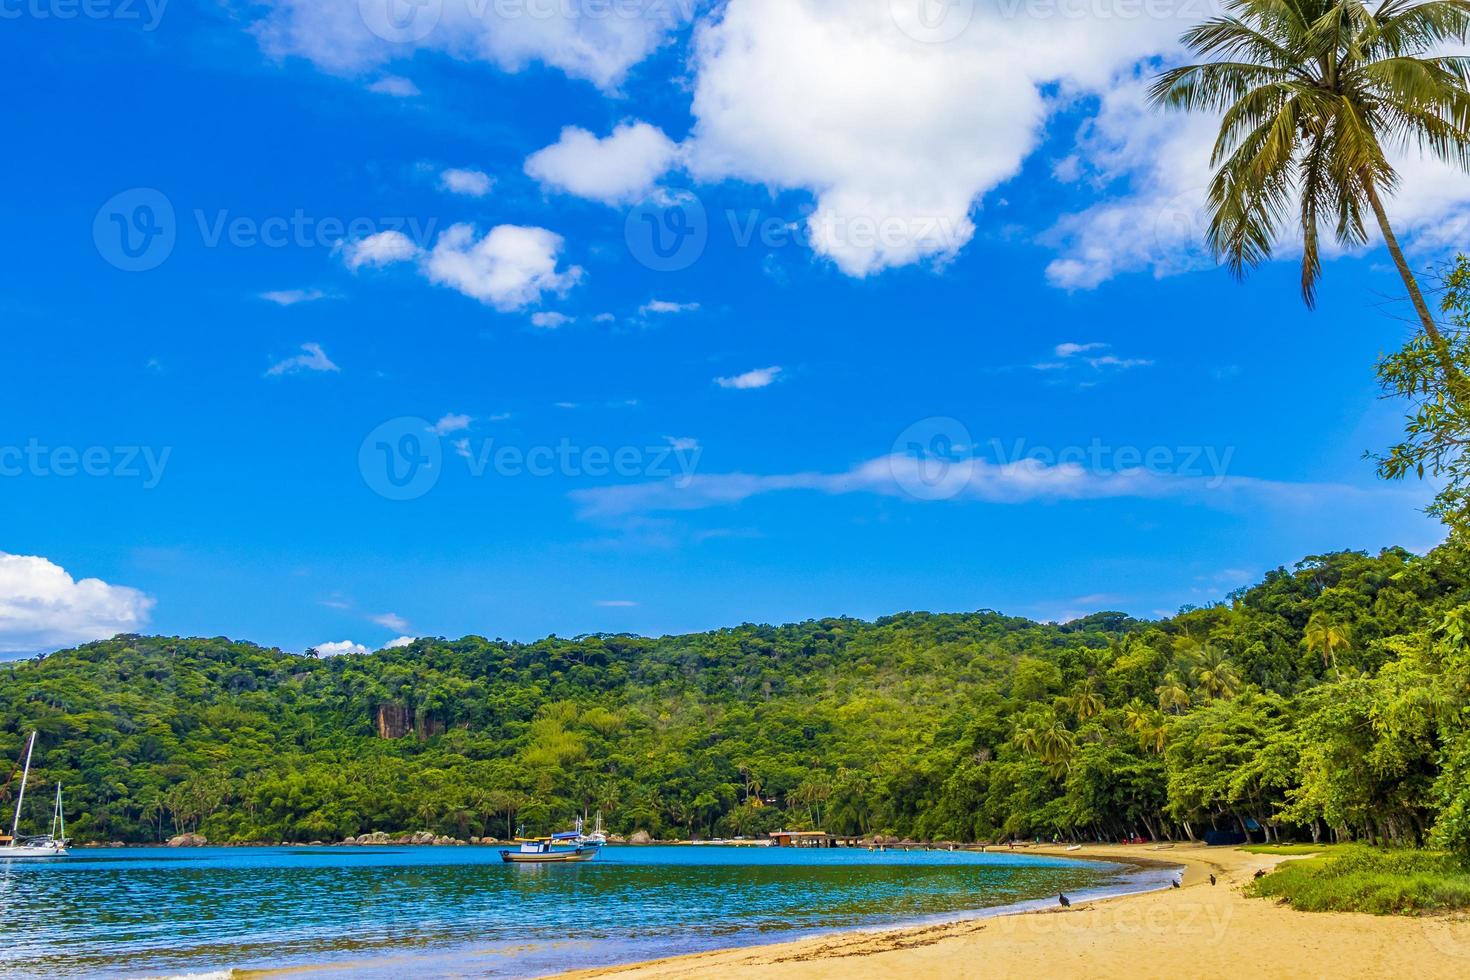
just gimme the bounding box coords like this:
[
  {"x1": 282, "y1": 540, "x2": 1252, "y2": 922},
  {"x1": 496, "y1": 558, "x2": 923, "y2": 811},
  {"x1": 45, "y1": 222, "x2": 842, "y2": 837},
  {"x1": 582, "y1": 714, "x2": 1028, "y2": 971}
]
[{"x1": 1151, "y1": 0, "x2": 1470, "y2": 379}]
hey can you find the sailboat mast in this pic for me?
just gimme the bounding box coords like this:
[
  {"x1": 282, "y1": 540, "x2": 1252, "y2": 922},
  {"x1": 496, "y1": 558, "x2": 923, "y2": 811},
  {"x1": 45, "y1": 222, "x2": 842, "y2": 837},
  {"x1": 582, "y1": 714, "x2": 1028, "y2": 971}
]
[
  {"x1": 10, "y1": 731, "x2": 36, "y2": 841},
  {"x1": 54, "y1": 782, "x2": 64, "y2": 841}
]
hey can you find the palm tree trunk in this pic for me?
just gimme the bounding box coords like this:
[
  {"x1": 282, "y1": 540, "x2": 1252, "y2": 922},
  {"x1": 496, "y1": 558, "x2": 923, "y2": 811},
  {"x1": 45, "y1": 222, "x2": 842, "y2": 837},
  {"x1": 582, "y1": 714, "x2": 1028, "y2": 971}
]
[{"x1": 1363, "y1": 177, "x2": 1469, "y2": 401}]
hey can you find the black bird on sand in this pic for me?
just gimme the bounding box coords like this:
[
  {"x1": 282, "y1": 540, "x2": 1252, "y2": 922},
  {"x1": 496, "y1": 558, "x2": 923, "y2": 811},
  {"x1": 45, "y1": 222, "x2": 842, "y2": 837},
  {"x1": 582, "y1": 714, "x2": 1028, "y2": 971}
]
[
  {"x1": 1254, "y1": 869, "x2": 1267, "y2": 880},
  {"x1": 1209, "y1": 874, "x2": 1217, "y2": 886},
  {"x1": 1172, "y1": 877, "x2": 1182, "y2": 889},
  {"x1": 1059, "y1": 893, "x2": 1071, "y2": 908}
]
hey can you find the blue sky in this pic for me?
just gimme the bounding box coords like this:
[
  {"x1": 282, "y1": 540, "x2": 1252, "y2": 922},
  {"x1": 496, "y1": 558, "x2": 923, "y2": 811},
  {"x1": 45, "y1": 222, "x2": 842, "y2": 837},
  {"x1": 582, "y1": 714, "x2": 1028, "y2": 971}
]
[{"x1": 0, "y1": 2, "x2": 1455, "y2": 657}]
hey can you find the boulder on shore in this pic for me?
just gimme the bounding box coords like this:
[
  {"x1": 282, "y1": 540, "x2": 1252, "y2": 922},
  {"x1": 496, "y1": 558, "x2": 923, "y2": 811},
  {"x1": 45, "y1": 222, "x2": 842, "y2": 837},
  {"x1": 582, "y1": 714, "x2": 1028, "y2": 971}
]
[
  {"x1": 167, "y1": 833, "x2": 207, "y2": 848},
  {"x1": 628, "y1": 830, "x2": 653, "y2": 845}
]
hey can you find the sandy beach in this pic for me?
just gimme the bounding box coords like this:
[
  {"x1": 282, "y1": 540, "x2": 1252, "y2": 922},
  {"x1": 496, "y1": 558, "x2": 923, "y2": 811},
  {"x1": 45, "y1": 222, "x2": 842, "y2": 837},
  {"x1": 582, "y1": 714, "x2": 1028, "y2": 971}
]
[{"x1": 554, "y1": 845, "x2": 1470, "y2": 980}]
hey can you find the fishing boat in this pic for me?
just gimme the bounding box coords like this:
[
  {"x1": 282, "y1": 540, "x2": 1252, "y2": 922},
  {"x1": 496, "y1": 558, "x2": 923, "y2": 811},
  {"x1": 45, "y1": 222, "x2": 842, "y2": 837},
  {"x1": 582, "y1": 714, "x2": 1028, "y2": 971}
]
[
  {"x1": 1, "y1": 732, "x2": 69, "y2": 860},
  {"x1": 500, "y1": 823, "x2": 600, "y2": 864}
]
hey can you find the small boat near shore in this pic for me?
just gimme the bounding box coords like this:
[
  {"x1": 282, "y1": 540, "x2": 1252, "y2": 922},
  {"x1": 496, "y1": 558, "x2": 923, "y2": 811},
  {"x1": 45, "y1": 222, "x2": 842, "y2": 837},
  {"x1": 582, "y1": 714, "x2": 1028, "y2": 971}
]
[
  {"x1": 2, "y1": 732, "x2": 69, "y2": 860},
  {"x1": 499, "y1": 831, "x2": 600, "y2": 864}
]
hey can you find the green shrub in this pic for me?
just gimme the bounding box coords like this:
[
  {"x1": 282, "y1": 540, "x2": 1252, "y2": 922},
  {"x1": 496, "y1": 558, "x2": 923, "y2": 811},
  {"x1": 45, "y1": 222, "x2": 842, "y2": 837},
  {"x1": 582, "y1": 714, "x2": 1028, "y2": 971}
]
[{"x1": 1252, "y1": 846, "x2": 1470, "y2": 914}]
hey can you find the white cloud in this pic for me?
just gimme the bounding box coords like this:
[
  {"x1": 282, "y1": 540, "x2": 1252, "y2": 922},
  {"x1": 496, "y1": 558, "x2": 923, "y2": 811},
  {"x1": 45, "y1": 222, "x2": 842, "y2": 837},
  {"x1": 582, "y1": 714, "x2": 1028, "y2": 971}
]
[
  {"x1": 425, "y1": 224, "x2": 584, "y2": 311},
  {"x1": 1089, "y1": 354, "x2": 1154, "y2": 370},
  {"x1": 716, "y1": 366, "x2": 782, "y2": 390},
  {"x1": 596, "y1": 600, "x2": 639, "y2": 607},
  {"x1": 341, "y1": 230, "x2": 421, "y2": 271},
  {"x1": 453, "y1": 438, "x2": 472, "y2": 459},
  {"x1": 384, "y1": 635, "x2": 416, "y2": 649},
  {"x1": 593, "y1": 312, "x2": 615, "y2": 323},
  {"x1": 531, "y1": 311, "x2": 575, "y2": 329},
  {"x1": 371, "y1": 612, "x2": 411, "y2": 632},
  {"x1": 665, "y1": 436, "x2": 700, "y2": 452},
  {"x1": 368, "y1": 75, "x2": 419, "y2": 97},
  {"x1": 341, "y1": 224, "x2": 584, "y2": 311},
  {"x1": 682, "y1": 0, "x2": 1195, "y2": 277},
  {"x1": 1034, "y1": 343, "x2": 1152, "y2": 375},
  {"x1": 261, "y1": 288, "x2": 327, "y2": 306},
  {"x1": 250, "y1": 0, "x2": 690, "y2": 92},
  {"x1": 640, "y1": 300, "x2": 699, "y2": 315},
  {"x1": 440, "y1": 167, "x2": 493, "y2": 197},
  {"x1": 570, "y1": 453, "x2": 1399, "y2": 521},
  {"x1": 430, "y1": 413, "x2": 472, "y2": 435},
  {"x1": 314, "y1": 640, "x2": 371, "y2": 657},
  {"x1": 0, "y1": 553, "x2": 155, "y2": 656},
  {"x1": 266, "y1": 342, "x2": 340, "y2": 377},
  {"x1": 525, "y1": 122, "x2": 680, "y2": 204}
]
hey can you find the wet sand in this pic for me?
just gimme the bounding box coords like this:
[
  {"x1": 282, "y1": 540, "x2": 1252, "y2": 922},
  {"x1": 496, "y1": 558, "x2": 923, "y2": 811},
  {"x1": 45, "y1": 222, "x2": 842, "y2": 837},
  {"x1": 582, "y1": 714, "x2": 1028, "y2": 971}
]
[{"x1": 554, "y1": 844, "x2": 1470, "y2": 979}]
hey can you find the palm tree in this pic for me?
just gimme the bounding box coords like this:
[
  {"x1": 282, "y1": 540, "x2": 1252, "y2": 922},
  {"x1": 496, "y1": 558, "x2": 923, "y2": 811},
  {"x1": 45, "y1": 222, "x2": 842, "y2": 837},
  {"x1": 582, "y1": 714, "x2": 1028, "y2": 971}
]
[
  {"x1": 1189, "y1": 646, "x2": 1244, "y2": 700},
  {"x1": 1010, "y1": 711, "x2": 1076, "y2": 778},
  {"x1": 1304, "y1": 612, "x2": 1353, "y2": 675},
  {"x1": 1151, "y1": 0, "x2": 1470, "y2": 396},
  {"x1": 1063, "y1": 678, "x2": 1106, "y2": 721},
  {"x1": 1156, "y1": 672, "x2": 1192, "y2": 714},
  {"x1": 1124, "y1": 700, "x2": 1170, "y2": 754}
]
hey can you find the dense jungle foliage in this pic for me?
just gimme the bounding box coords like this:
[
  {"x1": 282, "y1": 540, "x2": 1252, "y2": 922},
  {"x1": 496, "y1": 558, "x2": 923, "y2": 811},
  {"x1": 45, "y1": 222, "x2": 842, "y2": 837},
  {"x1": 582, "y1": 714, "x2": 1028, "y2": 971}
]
[{"x1": 4, "y1": 543, "x2": 1470, "y2": 851}]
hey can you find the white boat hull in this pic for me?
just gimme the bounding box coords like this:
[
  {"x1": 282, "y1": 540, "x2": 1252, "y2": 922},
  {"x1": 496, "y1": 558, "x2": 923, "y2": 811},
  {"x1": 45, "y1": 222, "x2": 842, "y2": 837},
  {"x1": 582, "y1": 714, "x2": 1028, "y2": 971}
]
[{"x1": 0, "y1": 844, "x2": 68, "y2": 859}]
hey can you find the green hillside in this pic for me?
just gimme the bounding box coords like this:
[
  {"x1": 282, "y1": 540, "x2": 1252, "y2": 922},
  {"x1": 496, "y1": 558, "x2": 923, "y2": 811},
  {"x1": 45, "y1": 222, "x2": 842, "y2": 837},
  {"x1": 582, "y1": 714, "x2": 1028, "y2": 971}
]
[{"x1": 4, "y1": 544, "x2": 1470, "y2": 851}]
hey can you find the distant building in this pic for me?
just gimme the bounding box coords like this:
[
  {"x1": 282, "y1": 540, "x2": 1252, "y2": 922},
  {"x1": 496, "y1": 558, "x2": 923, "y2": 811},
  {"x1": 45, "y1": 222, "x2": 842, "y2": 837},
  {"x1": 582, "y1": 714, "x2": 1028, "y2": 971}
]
[{"x1": 769, "y1": 830, "x2": 834, "y2": 848}]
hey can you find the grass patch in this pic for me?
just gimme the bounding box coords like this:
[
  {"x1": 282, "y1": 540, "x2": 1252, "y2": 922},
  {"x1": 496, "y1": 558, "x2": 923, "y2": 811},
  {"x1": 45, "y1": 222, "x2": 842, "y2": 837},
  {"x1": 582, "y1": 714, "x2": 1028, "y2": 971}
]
[
  {"x1": 1251, "y1": 846, "x2": 1470, "y2": 915},
  {"x1": 1241, "y1": 843, "x2": 1339, "y2": 855}
]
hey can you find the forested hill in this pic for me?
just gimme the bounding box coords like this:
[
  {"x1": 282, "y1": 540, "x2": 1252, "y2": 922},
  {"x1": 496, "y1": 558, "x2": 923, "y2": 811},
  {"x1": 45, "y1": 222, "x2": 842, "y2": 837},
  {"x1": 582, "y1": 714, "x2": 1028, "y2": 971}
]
[{"x1": 4, "y1": 544, "x2": 1470, "y2": 852}]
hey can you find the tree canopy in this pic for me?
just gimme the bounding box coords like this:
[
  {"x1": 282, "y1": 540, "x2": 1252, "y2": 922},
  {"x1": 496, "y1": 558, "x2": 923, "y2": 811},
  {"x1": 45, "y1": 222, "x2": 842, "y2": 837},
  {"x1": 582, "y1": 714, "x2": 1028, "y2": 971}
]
[{"x1": 4, "y1": 543, "x2": 1470, "y2": 853}]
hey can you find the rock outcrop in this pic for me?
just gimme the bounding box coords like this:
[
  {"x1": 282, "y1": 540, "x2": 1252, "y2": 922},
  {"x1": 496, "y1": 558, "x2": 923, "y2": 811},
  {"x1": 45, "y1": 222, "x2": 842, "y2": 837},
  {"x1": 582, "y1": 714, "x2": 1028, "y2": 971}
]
[
  {"x1": 628, "y1": 830, "x2": 653, "y2": 845},
  {"x1": 167, "y1": 832, "x2": 207, "y2": 847}
]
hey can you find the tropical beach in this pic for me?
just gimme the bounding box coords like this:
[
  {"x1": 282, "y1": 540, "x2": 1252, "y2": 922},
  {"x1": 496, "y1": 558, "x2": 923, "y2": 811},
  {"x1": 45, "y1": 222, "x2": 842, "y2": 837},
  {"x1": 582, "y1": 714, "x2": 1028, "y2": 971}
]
[
  {"x1": 11, "y1": 0, "x2": 1470, "y2": 976},
  {"x1": 561, "y1": 845, "x2": 1470, "y2": 980}
]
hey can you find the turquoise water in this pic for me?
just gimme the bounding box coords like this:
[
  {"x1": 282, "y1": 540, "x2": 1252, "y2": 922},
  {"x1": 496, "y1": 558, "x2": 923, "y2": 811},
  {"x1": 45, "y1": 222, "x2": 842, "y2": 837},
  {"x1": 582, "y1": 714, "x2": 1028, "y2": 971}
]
[{"x1": 0, "y1": 845, "x2": 1158, "y2": 978}]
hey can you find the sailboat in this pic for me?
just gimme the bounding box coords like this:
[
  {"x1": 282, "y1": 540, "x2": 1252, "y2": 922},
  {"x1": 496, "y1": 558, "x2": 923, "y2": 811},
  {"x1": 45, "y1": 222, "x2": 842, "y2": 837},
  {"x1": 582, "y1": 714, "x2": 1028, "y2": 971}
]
[
  {"x1": 1, "y1": 732, "x2": 69, "y2": 859},
  {"x1": 577, "y1": 811, "x2": 609, "y2": 846}
]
